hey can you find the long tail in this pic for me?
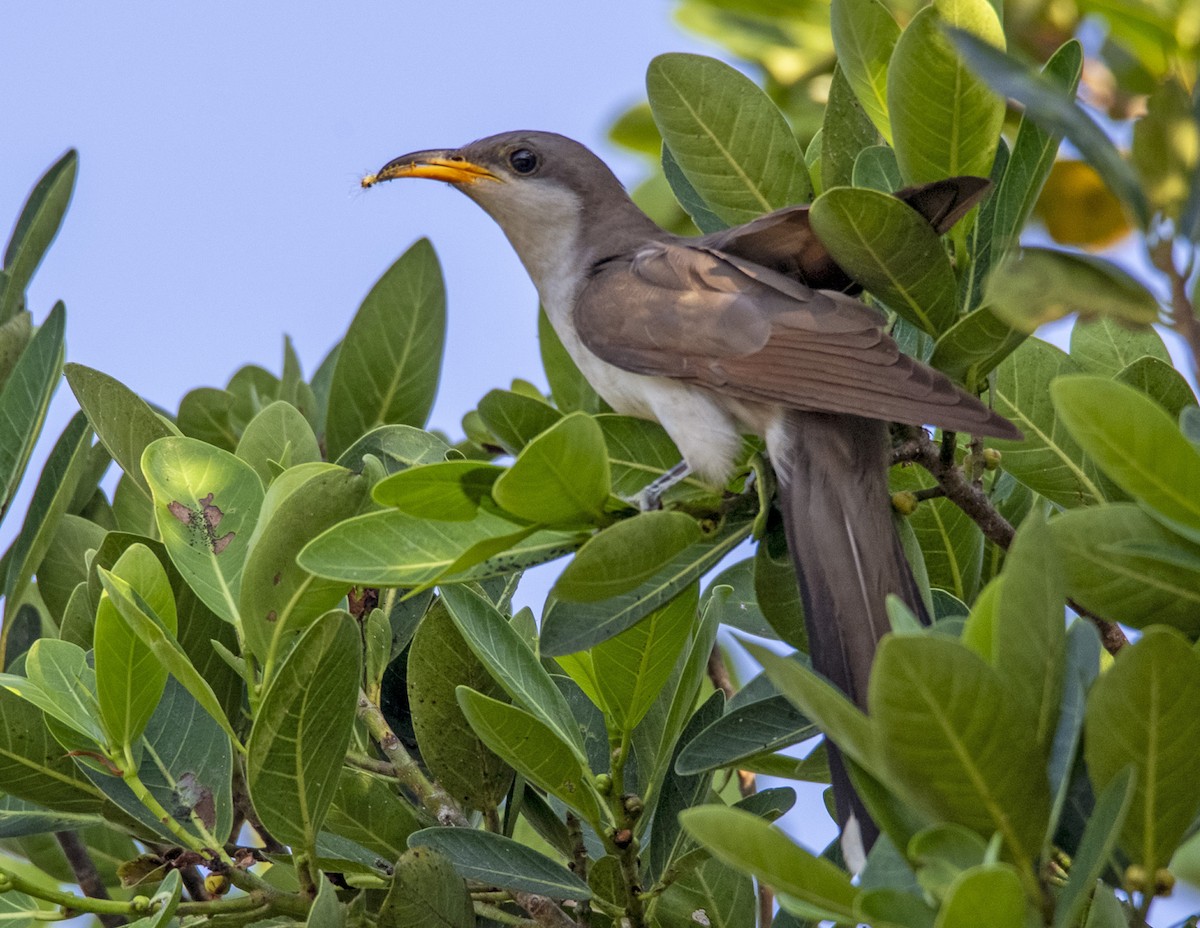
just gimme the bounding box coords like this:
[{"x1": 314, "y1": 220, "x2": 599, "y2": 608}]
[{"x1": 768, "y1": 409, "x2": 930, "y2": 866}]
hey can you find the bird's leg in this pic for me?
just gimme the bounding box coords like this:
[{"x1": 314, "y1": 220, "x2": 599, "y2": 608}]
[{"x1": 632, "y1": 460, "x2": 691, "y2": 511}]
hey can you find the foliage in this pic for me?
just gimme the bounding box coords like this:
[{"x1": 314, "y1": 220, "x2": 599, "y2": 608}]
[{"x1": 0, "y1": 0, "x2": 1198, "y2": 926}]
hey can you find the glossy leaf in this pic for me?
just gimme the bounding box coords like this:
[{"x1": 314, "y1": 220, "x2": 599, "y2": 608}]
[
  {"x1": 0, "y1": 304, "x2": 65, "y2": 525},
  {"x1": 379, "y1": 846, "x2": 473, "y2": 928},
  {"x1": 989, "y1": 339, "x2": 1109, "y2": 508},
  {"x1": 1068, "y1": 315, "x2": 1170, "y2": 378},
  {"x1": 870, "y1": 636, "x2": 1050, "y2": 864},
  {"x1": 553, "y1": 511, "x2": 701, "y2": 602},
  {"x1": 408, "y1": 600, "x2": 513, "y2": 811},
  {"x1": 439, "y1": 584, "x2": 584, "y2": 759},
  {"x1": 647, "y1": 53, "x2": 811, "y2": 225},
  {"x1": 239, "y1": 464, "x2": 371, "y2": 671},
  {"x1": 474, "y1": 388, "x2": 562, "y2": 454},
  {"x1": 64, "y1": 362, "x2": 173, "y2": 499},
  {"x1": 143, "y1": 437, "x2": 263, "y2": 623},
  {"x1": 247, "y1": 611, "x2": 361, "y2": 851},
  {"x1": 299, "y1": 506, "x2": 581, "y2": 588},
  {"x1": 2, "y1": 413, "x2": 90, "y2": 626},
  {"x1": 1052, "y1": 376, "x2": 1200, "y2": 543},
  {"x1": 541, "y1": 510, "x2": 753, "y2": 655},
  {"x1": 590, "y1": 582, "x2": 697, "y2": 732},
  {"x1": 1115, "y1": 357, "x2": 1197, "y2": 421},
  {"x1": 809, "y1": 187, "x2": 959, "y2": 335},
  {"x1": 325, "y1": 238, "x2": 446, "y2": 458},
  {"x1": 334, "y1": 423, "x2": 452, "y2": 475},
  {"x1": 373, "y1": 460, "x2": 504, "y2": 520},
  {"x1": 935, "y1": 864, "x2": 1025, "y2": 928},
  {"x1": 234, "y1": 400, "x2": 321, "y2": 485},
  {"x1": 928, "y1": 305, "x2": 1026, "y2": 390},
  {"x1": 676, "y1": 690, "x2": 816, "y2": 776},
  {"x1": 831, "y1": 0, "x2": 900, "y2": 142},
  {"x1": 680, "y1": 805, "x2": 858, "y2": 922},
  {"x1": 94, "y1": 545, "x2": 175, "y2": 747},
  {"x1": 986, "y1": 249, "x2": 1161, "y2": 332},
  {"x1": 1085, "y1": 627, "x2": 1200, "y2": 873},
  {"x1": 492, "y1": 413, "x2": 610, "y2": 525},
  {"x1": 456, "y1": 688, "x2": 601, "y2": 824},
  {"x1": 1, "y1": 150, "x2": 77, "y2": 323},
  {"x1": 0, "y1": 639, "x2": 104, "y2": 744},
  {"x1": 409, "y1": 827, "x2": 590, "y2": 900},
  {"x1": 888, "y1": 0, "x2": 1005, "y2": 185},
  {"x1": 947, "y1": 29, "x2": 1150, "y2": 225}
]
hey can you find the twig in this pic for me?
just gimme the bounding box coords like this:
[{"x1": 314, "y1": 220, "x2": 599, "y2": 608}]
[
  {"x1": 1149, "y1": 237, "x2": 1200, "y2": 380},
  {"x1": 54, "y1": 831, "x2": 125, "y2": 928},
  {"x1": 891, "y1": 429, "x2": 1128, "y2": 654}
]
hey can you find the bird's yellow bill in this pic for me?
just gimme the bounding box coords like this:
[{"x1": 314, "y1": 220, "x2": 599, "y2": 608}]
[{"x1": 361, "y1": 157, "x2": 497, "y2": 188}]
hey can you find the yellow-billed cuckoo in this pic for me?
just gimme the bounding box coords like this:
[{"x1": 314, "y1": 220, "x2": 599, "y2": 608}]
[{"x1": 363, "y1": 131, "x2": 1020, "y2": 859}]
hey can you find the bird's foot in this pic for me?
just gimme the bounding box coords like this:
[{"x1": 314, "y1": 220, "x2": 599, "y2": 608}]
[{"x1": 628, "y1": 460, "x2": 691, "y2": 512}]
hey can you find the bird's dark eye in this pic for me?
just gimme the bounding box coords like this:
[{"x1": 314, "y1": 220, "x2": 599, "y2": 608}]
[{"x1": 509, "y1": 149, "x2": 539, "y2": 174}]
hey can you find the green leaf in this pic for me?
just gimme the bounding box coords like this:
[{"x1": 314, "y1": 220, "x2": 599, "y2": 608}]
[
  {"x1": 744, "y1": 643, "x2": 879, "y2": 774},
  {"x1": 0, "y1": 304, "x2": 65, "y2": 525},
  {"x1": 373, "y1": 460, "x2": 504, "y2": 520},
  {"x1": 1085, "y1": 627, "x2": 1200, "y2": 873},
  {"x1": 600, "y1": 414, "x2": 724, "y2": 505},
  {"x1": 2, "y1": 413, "x2": 91, "y2": 626},
  {"x1": 890, "y1": 467, "x2": 983, "y2": 603},
  {"x1": 492, "y1": 413, "x2": 610, "y2": 525},
  {"x1": 304, "y1": 877, "x2": 344, "y2": 928},
  {"x1": 95, "y1": 566, "x2": 242, "y2": 750},
  {"x1": 409, "y1": 827, "x2": 590, "y2": 900},
  {"x1": 993, "y1": 513, "x2": 1065, "y2": 751},
  {"x1": 822, "y1": 65, "x2": 882, "y2": 191},
  {"x1": 324, "y1": 767, "x2": 424, "y2": 863},
  {"x1": 654, "y1": 857, "x2": 756, "y2": 928},
  {"x1": 142, "y1": 436, "x2": 264, "y2": 623},
  {"x1": 325, "y1": 238, "x2": 446, "y2": 459},
  {"x1": 676, "y1": 692, "x2": 816, "y2": 777},
  {"x1": 663, "y1": 144, "x2": 727, "y2": 234},
  {"x1": 987, "y1": 249, "x2": 1161, "y2": 333},
  {"x1": 1052, "y1": 768, "x2": 1134, "y2": 928},
  {"x1": 831, "y1": 0, "x2": 900, "y2": 143},
  {"x1": 680, "y1": 805, "x2": 859, "y2": 922},
  {"x1": 475, "y1": 388, "x2": 562, "y2": 455},
  {"x1": 946, "y1": 29, "x2": 1150, "y2": 225},
  {"x1": 647, "y1": 53, "x2": 812, "y2": 225},
  {"x1": 239, "y1": 464, "x2": 371, "y2": 671},
  {"x1": 1069, "y1": 315, "x2": 1170, "y2": 377},
  {"x1": 177, "y1": 387, "x2": 238, "y2": 451},
  {"x1": 379, "y1": 846, "x2": 473, "y2": 928},
  {"x1": 334, "y1": 424, "x2": 452, "y2": 475},
  {"x1": 94, "y1": 545, "x2": 175, "y2": 747},
  {"x1": 1052, "y1": 376, "x2": 1200, "y2": 543},
  {"x1": 989, "y1": 338, "x2": 1110, "y2": 508},
  {"x1": 438, "y1": 585, "x2": 584, "y2": 759},
  {"x1": 0, "y1": 688, "x2": 108, "y2": 816},
  {"x1": 541, "y1": 510, "x2": 753, "y2": 655},
  {"x1": 539, "y1": 305, "x2": 603, "y2": 414},
  {"x1": 870, "y1": 636, "x2": 1050, "y2": 864},
  {"x1": 0, "y1": 311, "x2": 33, "y2": 394},
  {"x1": 408, "y1": 600, "x2": 513, "y2": 811},
  {"x1": 809, "y1": 187, "x2": 959, "y2": 335},
  {"x1": 247, "y1": 610, "x2": 361, "y2": 852},
  {"x1": 701, "y1": 557, "x2": 776, "y2": 638},
  {"x1": 1, "y1": 150, "x2": 77, "y2": 323},
  {"x1": 0, "y1": 639, "x2": 103, "y2": 744},
  {"x1": 456, "y1": 688, "x2": 601, "y2": 824},
  {"x1": 1115, "y1": 357, "x2": 1197, "y2": 422},
  {"x1": 590, "y1": 582, "x2": 697, "y2": 732},
  {"x1": 935, "y1": 864, "x2": 1026, "y2": 928},
  {"x1": 299, "y1": 506, "x2": 581, "y2": 588},
  {"x1": 1051, "y1": 503, "x2": 1200, "y2": 634},
  {"x1": 234, "y1": 400, "x2": 322, "y2": 485},
  {"x1": 554, "y1": 511, "x2": 701, "y2": 602},
  {"x1": 888, "y1": 0, "x2": 1005, "y2": 185},
  {"x1": 928, "y1": 306, "x2": 1026, "y2": 390},
  {"x1": 967, "y1": 39, "x2": 1083, "y2": 306},
  {"x1": 64, "y1": 362, "x2": 174, "y2": 499}
]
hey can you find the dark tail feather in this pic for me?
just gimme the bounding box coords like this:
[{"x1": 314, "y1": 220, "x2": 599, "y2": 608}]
[{"x1": 770, "y1": 410, "x2": 930, "y2": 865}]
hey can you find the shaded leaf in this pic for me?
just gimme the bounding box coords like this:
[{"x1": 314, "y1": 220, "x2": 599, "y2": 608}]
[
  {"x1": 831, "y1": 0, "x2": 900, "y2": 142},
  {"x1": 234, "y1": 400, "x2": 321, "y2": 486},
  {"x1": 1, "y1": 150, "x2": 77, "y2": 323},
  {"x1": 492, "y1": 413, "x2": 610, "y2": 525},
  {"x1": 409, "y1": 827, "x2": 590, "y2": 900},
  {"x1": 379, "y1": 846, "x2": 472, "y2": 928}
]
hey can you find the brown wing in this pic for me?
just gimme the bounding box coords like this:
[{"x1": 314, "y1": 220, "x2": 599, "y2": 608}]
[
  {"x1": 696, "y1": 176, "x2": 992, "y2": 292},
  {"x1": 576, "y1": 241, "x2": 1020, "y2": 439}
]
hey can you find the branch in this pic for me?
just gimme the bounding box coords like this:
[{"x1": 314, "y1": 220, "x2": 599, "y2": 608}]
[
  {"x1": 892, "y1": 429, "x2": 1128, "y2": 654},
  {"x1": 1149, "y1": 237, "x2": 1200, "y2": 380},
  {"x1": 54, "y1": 831, "x2": 125, "y2": 928}
]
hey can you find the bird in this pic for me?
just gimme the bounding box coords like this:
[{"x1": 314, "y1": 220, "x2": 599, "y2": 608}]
[{"x1": 362, "y1": 130, "x2": 1021, "y2": 864}]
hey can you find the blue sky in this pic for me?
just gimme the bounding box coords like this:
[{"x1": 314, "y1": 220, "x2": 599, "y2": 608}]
[{"x1": 3, "y1": 2, "x2": 709, "y2": 452}]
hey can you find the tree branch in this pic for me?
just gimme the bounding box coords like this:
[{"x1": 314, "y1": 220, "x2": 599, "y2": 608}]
[{"x1": 54, "y1": 830, "x2": 125, "y2": 928}]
